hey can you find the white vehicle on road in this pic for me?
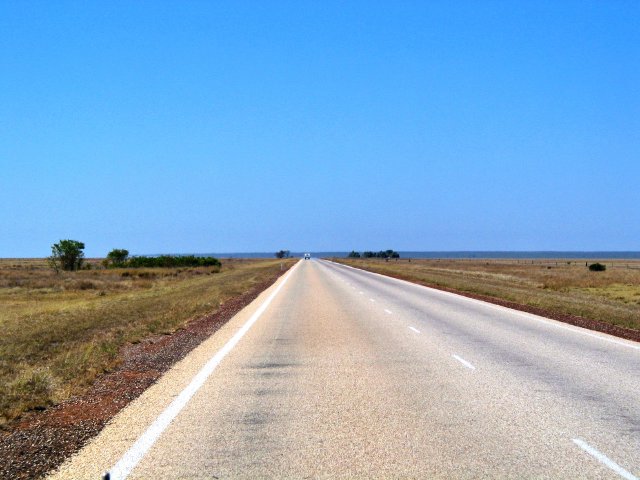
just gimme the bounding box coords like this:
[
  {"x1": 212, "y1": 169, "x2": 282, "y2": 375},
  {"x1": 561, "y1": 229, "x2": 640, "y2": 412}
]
[{"x1": 304, "y1": 253, "x2": 311, "y2": 260}]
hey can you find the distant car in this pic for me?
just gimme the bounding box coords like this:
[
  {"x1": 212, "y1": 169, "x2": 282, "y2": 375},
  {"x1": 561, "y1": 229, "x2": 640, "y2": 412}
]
[{"x1": 304, "y1": 253, "x2": 311, "y2": 260}]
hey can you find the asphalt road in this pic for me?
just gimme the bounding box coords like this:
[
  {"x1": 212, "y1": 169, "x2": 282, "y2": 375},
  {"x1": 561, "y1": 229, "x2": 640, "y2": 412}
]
[{"x1": 51, "y1": 259, "x2": 640, "y2": 479}]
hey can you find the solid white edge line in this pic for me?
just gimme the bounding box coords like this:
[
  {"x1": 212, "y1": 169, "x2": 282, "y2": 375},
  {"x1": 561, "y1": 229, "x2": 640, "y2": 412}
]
[
  {"x1": 573, "y1": 438, "x2": 638, "y2": 480},
  {"x1": 323, "y1": 260, "x2": 640, "y2": 351},
  {"x1": 409, "y1": 326, "x2": 421, "y2": 334},
  {"x1": 107, "y1": 261, "x2": 301, "y2": 480},
  {"x1": 452, "y1": 354, "x2": 476, "y2": 370}
]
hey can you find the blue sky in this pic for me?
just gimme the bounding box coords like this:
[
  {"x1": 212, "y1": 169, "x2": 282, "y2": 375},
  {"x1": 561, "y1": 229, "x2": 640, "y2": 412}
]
[{"x1": 1, "y1": 1, "x2": 638, "y2": 257}]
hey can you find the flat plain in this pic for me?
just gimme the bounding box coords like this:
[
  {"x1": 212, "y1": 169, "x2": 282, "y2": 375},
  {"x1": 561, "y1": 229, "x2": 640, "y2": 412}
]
[
  {"x1": 333, "y1": 258, "x2": 640, "y2": 332},
  {"x1": 0, "y1": 257, "x2": 295, "y2": 426}
]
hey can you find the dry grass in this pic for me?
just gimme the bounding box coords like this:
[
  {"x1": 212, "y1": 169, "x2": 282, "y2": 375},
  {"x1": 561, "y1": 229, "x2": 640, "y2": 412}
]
[
  {"x1": 0, "y1": 258, "x2": 295, "y2": 426},
  {"x1": 333, "y1": 258, "x2": 640, "y2": 331}
]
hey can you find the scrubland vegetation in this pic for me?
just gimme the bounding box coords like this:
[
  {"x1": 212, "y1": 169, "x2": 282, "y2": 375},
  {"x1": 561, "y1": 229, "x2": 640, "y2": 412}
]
[
  {"x1": 0, "y1": 257, "x2": 294, "y2": 426},
  {"x1": 112, "y1": 255, "x2": 221, "y2": 269},
  {"x1": 347, "y1": 249, "x2": 400, "y2": 259},
  {"x1": 334, "y1": 258, "x2": 640, "y2": 331}
]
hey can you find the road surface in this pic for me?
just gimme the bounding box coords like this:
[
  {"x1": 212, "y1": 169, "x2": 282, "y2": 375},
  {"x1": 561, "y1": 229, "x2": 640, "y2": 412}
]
[{"x1": 51, "y1": 259, "x2": 640, "y2": 479}]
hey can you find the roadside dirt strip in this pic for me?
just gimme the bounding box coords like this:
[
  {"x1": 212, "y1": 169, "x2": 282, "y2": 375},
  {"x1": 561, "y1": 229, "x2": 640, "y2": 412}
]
[
  {"x1": 0, "y1": 266, "x2": 292, "y2": 480},
  {"x1": 49, "y1": 259, "x2": 639, "y2": 479}
]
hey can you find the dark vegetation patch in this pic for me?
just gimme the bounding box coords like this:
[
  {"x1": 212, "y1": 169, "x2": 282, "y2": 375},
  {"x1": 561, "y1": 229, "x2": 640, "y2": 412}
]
[
  {"x1": 117, "y1": 255, "x2": 221, "y2": 269},
  {"x1": 589, "y1": 262, "x2": 607, "y2": 272}
]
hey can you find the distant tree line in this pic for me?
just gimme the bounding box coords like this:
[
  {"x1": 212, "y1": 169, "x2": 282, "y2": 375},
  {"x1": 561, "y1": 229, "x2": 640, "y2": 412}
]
[
  {"x1": 108, "y1": 252, "x2": 221, "y2": 268},
  {"x1": 48, "y1": 240, "x2": 221, "y2": 272},
  {"x1": 347, "y1": 249, "x2": 400, "y2": 259}
]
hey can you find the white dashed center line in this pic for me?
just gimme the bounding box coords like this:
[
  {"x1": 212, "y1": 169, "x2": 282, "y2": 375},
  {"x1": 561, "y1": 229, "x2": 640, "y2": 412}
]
[
  {"x1": 409, "y1": 326, "x2": 421, "y2": 334},
  {"x1": 369, "y1": 298, "x2": 375, "y2": 302},
  {"x1": 573, "y1": 439, "x2": 638, "y2": 480},
  {"x1": 452, "y1": 354, "x2": 476, "y2": 370},
  {"x1": 384, "y1": 309, "x2": 393, "y2": 314}
]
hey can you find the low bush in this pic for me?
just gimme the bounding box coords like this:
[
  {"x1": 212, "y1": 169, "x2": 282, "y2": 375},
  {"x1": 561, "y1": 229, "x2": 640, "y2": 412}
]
[
  {"x1": 589, "y1": 263, "x2": 607, "y2": 272},
  {"x1": 77, "y1": 280, "x2": 97, "y2": 290}
]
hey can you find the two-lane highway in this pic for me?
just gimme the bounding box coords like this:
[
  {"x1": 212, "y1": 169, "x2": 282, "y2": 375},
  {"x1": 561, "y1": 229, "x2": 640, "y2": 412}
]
[{"x1": 51, "y1": 259, "x2": 640, "y2": 479}]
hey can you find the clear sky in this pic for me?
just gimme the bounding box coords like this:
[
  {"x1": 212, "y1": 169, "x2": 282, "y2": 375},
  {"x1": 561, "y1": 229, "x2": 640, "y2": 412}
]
[{"x1": 1, "y1": 1, "x2": 638, "y2": 257}]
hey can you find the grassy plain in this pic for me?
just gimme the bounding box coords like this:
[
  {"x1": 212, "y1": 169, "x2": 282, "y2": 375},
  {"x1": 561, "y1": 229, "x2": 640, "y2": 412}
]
[
  {"x1": 334, "y1": 258, "x2": 640, "y2": 331},
  {"x1": 0, "y1": 258, "x2": 295, "y2": 426}
]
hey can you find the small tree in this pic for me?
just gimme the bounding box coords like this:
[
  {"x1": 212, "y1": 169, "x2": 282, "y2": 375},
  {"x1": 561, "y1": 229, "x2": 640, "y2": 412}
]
[
  {"x1": 106, "y1": 248, "x2": 129, "y2": 267},
  {"x1": 49, "y1": 240, "x2": 85, "y2": 272},
  {"x1": 347, "y1": 250, "x2": 361, "y2": 258},
  {"x1": 275, "y1": 250, "x2": 290, "y2": 259}
]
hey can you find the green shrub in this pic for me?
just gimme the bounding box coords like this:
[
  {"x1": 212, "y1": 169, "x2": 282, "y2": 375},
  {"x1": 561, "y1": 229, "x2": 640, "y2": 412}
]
[{"x1": 106, "y1": 248, "x2": 129, "y2": 267}]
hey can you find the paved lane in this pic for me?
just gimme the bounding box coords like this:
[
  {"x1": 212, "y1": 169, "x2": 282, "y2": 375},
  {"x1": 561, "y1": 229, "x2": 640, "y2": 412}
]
[{"x1": 51, "y1": 259, "x2": 640, "y2": 479}]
